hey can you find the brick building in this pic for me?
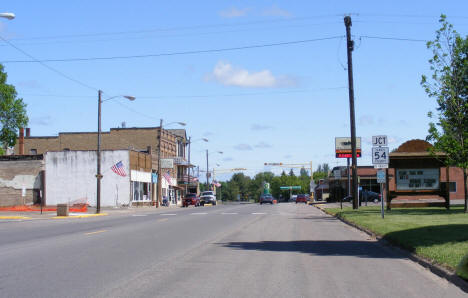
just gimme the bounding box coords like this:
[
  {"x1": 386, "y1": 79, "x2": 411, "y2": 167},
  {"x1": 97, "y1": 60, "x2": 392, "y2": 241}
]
[
  {"x1": 0, "y1": 155, "x2": 44, "y2": 206},
  {"x1": 13, "y1": 127, "x2": 190, "y2": 206},
  {"x1": 328, "y1": 139, "x2": 467, "y2": 204}
]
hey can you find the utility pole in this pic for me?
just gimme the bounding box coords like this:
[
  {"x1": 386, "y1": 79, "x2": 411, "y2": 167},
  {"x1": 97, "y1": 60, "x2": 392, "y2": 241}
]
[
  {"x1": 187, "y1": 136, "x2": 191, "y2": 193},
  {"x1": 206, "y1": 150, "x2": 209, "y2": 190},
  {"x1": 157, "y1": 119, "x2": 163, "y2": 207},
  {"x1": 96, "y1": 90, "x2": 103, "y2": 214},
  {"x1": 344, "y1": 15, "x2": 359, "y2": 210}
]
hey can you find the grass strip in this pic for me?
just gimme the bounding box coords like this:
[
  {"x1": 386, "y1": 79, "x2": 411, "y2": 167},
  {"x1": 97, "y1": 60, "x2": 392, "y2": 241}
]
[{"x1": 325, "y1": 206, "x2": 468, "y2": 271}]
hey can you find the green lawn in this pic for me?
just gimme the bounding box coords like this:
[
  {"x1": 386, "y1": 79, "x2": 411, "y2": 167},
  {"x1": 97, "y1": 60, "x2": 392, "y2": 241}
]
[{"x1": 325, "y1": 206, "x2": 468, "y2": 270}]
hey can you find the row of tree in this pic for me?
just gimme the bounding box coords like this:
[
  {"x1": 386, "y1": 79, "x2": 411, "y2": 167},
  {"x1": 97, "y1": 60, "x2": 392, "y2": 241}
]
[{"x1": 200, "y1": 164, "x2": 330, "y2": 202}]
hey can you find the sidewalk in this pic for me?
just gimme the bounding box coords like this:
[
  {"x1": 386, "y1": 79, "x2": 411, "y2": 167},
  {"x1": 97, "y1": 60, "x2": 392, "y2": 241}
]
[{"x1": 0, "y1": 204, "x2": 182, "y2": 220}]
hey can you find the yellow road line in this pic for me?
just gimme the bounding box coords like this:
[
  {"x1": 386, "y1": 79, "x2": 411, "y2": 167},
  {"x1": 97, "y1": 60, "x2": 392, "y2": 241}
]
[
  {"x1": 53, "y1": 213, "x2": 108, "y2": 219},
  {"x1": 0, "y1": 216, "x2": 31, "y2": 219},
  {"x1": 84, "y1": 229, "x2": 107, "y2": 235},
  {"x1": 156, "y1": 218, "x2": 169, "y2": 223}
]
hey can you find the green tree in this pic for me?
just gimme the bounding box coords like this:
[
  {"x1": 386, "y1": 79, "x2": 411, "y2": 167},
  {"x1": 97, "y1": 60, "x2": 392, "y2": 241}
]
[
  {"x1": 288, "y1": 168, "x2": 295, "y2": 177},
  {"x1": 421, "y1": 15, "x2": 468, "y2": 212},
  {"x1": 0, "y1": 64, "x2": 28, "y2": 154}
]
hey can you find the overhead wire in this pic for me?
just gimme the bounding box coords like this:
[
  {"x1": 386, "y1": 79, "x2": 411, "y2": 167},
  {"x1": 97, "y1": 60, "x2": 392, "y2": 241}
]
[
  {"x1": 0, "y1": 35, "x2": 98, "y2": 91},
  {"x1": 1, "y1": 36, "x2": 344, "y2": 63},
  {"x1": 18, "y1": 87, "x2": 347, "y2": 101}
]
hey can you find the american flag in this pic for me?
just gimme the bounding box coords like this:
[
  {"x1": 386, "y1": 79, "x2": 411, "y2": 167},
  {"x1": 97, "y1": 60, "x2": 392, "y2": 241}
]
[
  {"x1": 111, "y1": 161, "x2": 127, "y2": 177},
  {"x1": 163, "y1": 171, "x2": 172, "y2": 184}
]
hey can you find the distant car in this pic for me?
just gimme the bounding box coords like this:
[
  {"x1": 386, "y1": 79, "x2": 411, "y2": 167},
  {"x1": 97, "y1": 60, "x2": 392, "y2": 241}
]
[
  {"x1": 342, "y1": 196, "x2": 353, "y2": 202},
  {"x1": 296, "y1": 194, "x2": 308, "y2": 204},
  {"x1": 200, "y1": 191, "x2": 217, "y2": 206},
  {"x1": 290, "y1": 195, "x2": 297, "y2": 202},
  {"x1": 259, "y1": 194, "x2": 274, "y2": 204},
  {"x1": 363, "y1": 190, "x2": 381, "y2": 202},
  {"x1": 183, "y1": 193, "x2": 200, "y2": 207}
]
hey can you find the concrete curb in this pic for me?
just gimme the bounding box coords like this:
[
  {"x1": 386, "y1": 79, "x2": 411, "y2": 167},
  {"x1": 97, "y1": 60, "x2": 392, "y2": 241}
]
[
  {"x1": 0, "y1": 216, "x2": 32, "y2": 219},
  {"x1": 52, "y1": 213, "x2": 109, "y2": 219},
  {"x1": 314, "y1": 205, "x2": 468, "y2": 293}
]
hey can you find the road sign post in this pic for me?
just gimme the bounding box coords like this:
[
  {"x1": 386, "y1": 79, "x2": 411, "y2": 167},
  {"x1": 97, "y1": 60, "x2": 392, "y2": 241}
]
[{"x1": 372, "y1": 135, "x2": 389, "y2": 219}]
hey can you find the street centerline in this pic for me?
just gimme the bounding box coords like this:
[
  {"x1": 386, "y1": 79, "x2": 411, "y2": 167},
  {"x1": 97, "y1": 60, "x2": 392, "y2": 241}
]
[{"x1": 84, "y1": 230, "x2": 107, "y2": 235}]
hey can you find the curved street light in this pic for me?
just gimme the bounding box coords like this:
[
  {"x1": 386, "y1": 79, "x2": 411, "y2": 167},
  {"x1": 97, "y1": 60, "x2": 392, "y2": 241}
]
[
  {"x1": 0, "y1": 13, "x2": 15, "y2": 20},
  {"x1": 97, "y1": 90, "x2": 136, "y2": 213},
  {"x1": 156, "y1": 119, "x2": 186, "y2": 207}
]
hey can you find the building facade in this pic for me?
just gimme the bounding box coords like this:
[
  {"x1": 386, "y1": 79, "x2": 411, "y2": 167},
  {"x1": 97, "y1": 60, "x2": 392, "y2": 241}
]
[{"x1": 13, "y1": 127, "x2": 190, "y2": 206}]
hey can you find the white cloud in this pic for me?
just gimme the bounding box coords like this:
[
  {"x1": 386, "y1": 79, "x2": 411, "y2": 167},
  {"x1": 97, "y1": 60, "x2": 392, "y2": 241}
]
[
  {"x1": 262, "y1": 5, "x2": 292, "y2": 18},
  {"x1": 233, "y1": 143, "x2": 253, "y2": 151},
  {"x1": 251, "y1": 124, "x2": 274, "y2": 131},
  {"x1": 207, "y1": 61, "x2": 295, "y2": 88},
  {"x1": 255, "y1": 142, "x2": 272, "y2": 148},
  {"x1": 219, "y1": 7, "x2": 250, "y2": 18},
  {"x1": 358, "y1": 115, "x2": 375, "y2": 126},
  {"x1": 30, "y1": 115, "x2": 53, "y2": 126}
]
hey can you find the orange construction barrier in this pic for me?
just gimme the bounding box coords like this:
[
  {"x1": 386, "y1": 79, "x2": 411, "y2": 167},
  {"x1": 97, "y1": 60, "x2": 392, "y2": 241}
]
[{"x1": 0, "y1": 204, "x2": 88, "y2": 212}]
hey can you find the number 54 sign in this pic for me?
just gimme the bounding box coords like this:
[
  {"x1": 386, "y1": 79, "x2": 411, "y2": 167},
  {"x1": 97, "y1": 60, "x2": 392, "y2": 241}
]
[{"x1": 372, "y1": 147, "x2": 389, "y2": 164}]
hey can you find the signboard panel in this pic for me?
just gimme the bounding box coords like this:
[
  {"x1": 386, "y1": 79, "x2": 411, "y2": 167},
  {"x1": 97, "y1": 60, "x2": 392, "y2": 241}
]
[
  {"x1": 372, "y1": 147, "x2": 389, "y2": 164},
  {"x1": 396, "y1": 168, "x2": 439, "y2": 190},
  {"x1": 374, "y1": 164, "x2": 388, "y2": 169},
  {"x1": 280, "y1": 186, "x2": 301, "y2": 190},
  {"x1": 377, "y1": 170, "x2": 386, "y2": 183},
  {"x1": 160, "y1": 159, "x2": 174, "y2": 169},
  {"x1": 372, "y1": 135, "x2": 388, "y2": 147},
  {"x1": 335, "y1": 137, "x2": 362, "y2": 158},
  {"x1": 333, "y1": 169, "x2": 341, "y2": 179}
]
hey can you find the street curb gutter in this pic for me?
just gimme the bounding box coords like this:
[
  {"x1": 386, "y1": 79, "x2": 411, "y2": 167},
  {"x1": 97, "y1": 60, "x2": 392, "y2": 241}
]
[{"x1": 314, "y1": 205, "x2": 468, "y2": 293}]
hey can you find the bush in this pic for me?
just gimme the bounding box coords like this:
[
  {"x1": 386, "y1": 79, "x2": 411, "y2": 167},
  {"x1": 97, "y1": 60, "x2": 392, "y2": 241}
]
[{"x1": 456, "y1": 253, "x2": 468, "y2": 280}]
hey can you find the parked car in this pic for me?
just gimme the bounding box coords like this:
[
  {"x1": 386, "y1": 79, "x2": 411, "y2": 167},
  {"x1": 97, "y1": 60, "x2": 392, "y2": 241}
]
[
  {"x1": 259, "y1": 194, "x2": 274, "y2": 204},
  {"x1": 200, "y1": 191, "x2": 217, "y2": 206},
  {"x1": 296, "y1": 194, "x2": 308, "y2": 204},
  {"x1": 183, "y1": 193, "x2": 200, "y2": 207},
  {"x1": 363, "y1": 190, "x2": 381, "y2": 202},
  {"x1": 290, "y1": 195, "x2": 297, "y2": 202}
]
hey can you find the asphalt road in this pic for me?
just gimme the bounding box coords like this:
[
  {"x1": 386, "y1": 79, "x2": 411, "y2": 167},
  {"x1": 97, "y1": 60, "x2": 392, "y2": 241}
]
[{"x1": 0, "y1": 203, "x2": 464, "y2": 298}]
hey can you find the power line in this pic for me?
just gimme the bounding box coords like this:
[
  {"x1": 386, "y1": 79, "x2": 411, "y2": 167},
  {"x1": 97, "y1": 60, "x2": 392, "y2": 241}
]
[
  {"x1": 3, "y1": 15, "x2": 345, "y2": 42},
  {"x1": 359, "y1": 35, "x2": 428, "y2": 42},
  {"x1": 1, "y1": 36, "x2": 344, "y2": 63},
  {"x1": 18, "y1": 87, "x2": 347, "y2": 100},
  {"x1": 0, "y1": 35, "x2": 98, "y2": 91},
  {"x1": 0, "y1": 22, "x2": 342, "y2": 48}
]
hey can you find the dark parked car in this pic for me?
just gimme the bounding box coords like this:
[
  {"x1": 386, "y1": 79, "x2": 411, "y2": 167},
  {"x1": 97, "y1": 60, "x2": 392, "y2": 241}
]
[
  {"x1": 259, "y1": 194, "x2": 274, "y2": 204},
  {"x1": 183, "y1": 193, "x2": 200, "y2": 207},
  {"x1": 296, "y1": 194, "x2": 308, "y2": 204},
  {"x1": 364, "y1": 190, "x2": 381, "y2": 202}
]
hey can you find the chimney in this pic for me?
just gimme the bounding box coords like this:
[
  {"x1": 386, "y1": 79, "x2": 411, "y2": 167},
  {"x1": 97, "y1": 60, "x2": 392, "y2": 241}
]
[
  {"x1": 26, "y1": 128, "x2": 30, "y2": 137},
  {"x1": 19, "y1": 128, "x2": 24, "y2": 155}
]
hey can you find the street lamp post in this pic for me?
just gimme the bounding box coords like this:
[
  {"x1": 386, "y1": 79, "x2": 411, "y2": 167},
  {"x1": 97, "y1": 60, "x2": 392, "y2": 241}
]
[
  {"x1": 205, "y1": 150, "x2": 223, "y2": 190},
  {"x1": 186, "y1": 137, "x2": 208, "y2": 194},
  {"x1": 96, "y1": 90, "x2": 135, "y2": 214},
  {"x1": 156, "y1": 120, "x2": 186, "y2": 207}
]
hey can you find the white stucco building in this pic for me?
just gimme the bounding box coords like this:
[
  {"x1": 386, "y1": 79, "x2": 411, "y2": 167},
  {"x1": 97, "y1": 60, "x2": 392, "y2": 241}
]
[{"x1": 45, "y1": 150, "x2": 152, "y2": 207}]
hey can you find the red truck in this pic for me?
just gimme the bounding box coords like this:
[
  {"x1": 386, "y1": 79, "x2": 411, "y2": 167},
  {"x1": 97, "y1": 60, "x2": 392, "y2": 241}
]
[{"x1": 183, "y1": 193, "x2": 200, "y2": 207}]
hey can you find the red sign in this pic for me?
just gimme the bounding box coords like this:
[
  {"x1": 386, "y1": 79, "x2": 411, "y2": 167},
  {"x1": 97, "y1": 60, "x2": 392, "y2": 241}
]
[{"x1": 336, "y1": 151, "x2": 362, "y2": 158}]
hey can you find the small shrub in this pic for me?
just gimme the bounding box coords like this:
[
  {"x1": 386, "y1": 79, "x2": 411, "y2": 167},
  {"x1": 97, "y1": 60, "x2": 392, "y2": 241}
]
[{"x1": 456, "y1": 253, "x2": 468, "y2": 280}]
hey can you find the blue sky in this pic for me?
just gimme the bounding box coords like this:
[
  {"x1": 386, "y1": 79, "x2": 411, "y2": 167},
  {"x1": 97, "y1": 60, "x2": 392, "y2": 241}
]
[{"x1": 1, "y1": 1, "x2": 467, "y2": 180}]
